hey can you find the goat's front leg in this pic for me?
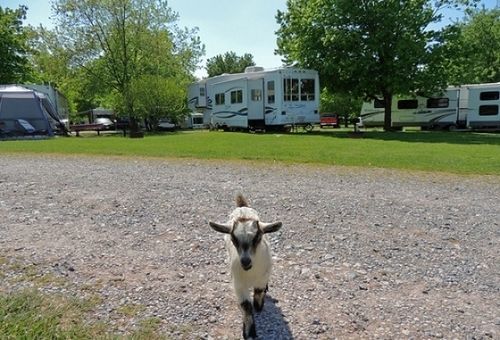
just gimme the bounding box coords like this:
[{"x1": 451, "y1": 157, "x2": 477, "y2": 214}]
[
  {"x1": 236, "y1": 287, "x2": 257, "y2": 339},
  {"x1": 253, "y1": 284, "x2": 268, "y2": 312},
  {"x1": 240, "y1": 299, "x2": 257, "y2": 339}
]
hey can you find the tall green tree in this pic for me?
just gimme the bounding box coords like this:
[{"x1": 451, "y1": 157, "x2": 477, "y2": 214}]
[
  {"x1": 320, "y1": 89, "x2": 362, "y2": 127},
  {"x1": 444, "y1": 8, "x2": 500, "y2": 84},
  {"x1": 276, "y1": 0, "x2": 473, "y2": 131},
  {"x1": 0, "y1": 5, "x2": 30, "y2": 83},
  {"x1": 28, "y1": 25, "x2": 83, "y2": 114},
  {"x1": 206, "y1": 51, "x2": 255, "y2": 77},
  {"x1": 52, "y1": 0, "x2": 204, "y2": 135}
]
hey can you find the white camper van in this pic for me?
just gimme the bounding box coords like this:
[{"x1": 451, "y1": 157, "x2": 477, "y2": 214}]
[
  {"x1": 360, "y1": 82, "x2": 500, "y2": 130},
  {"x1": 188, "y1": 66, "x2": 320, "y2": 131}
]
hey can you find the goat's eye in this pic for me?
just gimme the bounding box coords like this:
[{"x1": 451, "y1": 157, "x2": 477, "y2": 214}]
[
  {"x1": 231, "y1": 235, "x2": 239, "y2": 247},
  {"x1": 252, "y1": 233, "x2": 262, "y2": 247}
]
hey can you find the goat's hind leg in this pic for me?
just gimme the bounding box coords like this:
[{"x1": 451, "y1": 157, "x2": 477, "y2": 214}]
[{"x1": 253, "y1": 284, "x2": 268, "y2": 312}]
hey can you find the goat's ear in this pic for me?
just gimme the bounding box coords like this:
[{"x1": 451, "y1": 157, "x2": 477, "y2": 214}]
[
  {"x1": 209, "y1": 221, "x2": 232, "y2": 234},
  {"x1": 259, "y1": 221, "x2": 282, "y2": 234}
]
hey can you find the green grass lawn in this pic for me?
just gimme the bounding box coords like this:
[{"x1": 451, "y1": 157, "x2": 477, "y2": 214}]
[{"x1": 1, "y1": 129, "x2": 499, "y2": 175}]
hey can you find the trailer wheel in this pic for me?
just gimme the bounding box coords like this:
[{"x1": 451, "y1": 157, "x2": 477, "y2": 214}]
[{"x1": 304, "y1": 123, "x2": 313, "y2": 132}]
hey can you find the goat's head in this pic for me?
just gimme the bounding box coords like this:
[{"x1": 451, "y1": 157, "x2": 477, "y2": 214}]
[{"x1": 209, "y1": 218, "x2": 282, "y2": 271}]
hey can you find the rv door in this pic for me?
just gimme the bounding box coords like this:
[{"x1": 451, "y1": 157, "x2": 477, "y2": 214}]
[{"x1": 247, "y1": 78, "x2": 265, "y2": 129}]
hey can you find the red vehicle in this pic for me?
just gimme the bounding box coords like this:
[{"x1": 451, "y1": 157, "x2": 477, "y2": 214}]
[{"x1": 320, "y1": 113, "x2": 339, "y2": 128}]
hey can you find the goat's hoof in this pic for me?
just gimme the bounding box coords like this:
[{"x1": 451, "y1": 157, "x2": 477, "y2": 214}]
[
  {"x1": 242, "y1": 323, "x2": 257, "y2": 339},
  {"x1": 253, "y1": 300, "x2": 264, "y2": 312}
]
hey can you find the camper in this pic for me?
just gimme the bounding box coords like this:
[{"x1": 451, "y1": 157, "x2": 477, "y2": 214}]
[
  {"x1": 21, "y1": 84, "x2": 70, "y2": 128},
  {"x1": 460, "y1": 83, "x2": 500, "y2": 129},
  {"x1": 0, "y1": 85, "x2": 67, "y2": 138},
  {"x1": 182, "y1": 112, "x2": 205, "y2": 129},
  {"x1": 360, "y1": 82, "x2": 500, "y2": 130},
  {"x1": 188, "y1": 66, "x2": 320, "y2": 131}
]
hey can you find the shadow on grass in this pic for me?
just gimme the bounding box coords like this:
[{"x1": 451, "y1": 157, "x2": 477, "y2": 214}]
[
  {"x1": 301, "y1": 130, "x2": 500, "y2": 145},
  {"x1": 255, "y1": 295, "x2": 294, "y2": 339}
]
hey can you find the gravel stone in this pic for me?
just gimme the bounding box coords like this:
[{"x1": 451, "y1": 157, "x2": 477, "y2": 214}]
[{"x1": 0, "y1": 155, "x2": 499, "y2": 339}]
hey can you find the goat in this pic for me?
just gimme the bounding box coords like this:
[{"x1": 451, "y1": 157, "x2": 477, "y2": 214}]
[{"x1": 209, "y1": 194, "x2": 282, "y2": 340}]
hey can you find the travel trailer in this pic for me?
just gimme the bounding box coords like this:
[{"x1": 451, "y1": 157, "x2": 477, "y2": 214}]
[
  {"x1": 0, "y1": 85, "x2": 68, "y2": 138},
  {"x1": 21, "y1": 84, "x2": 70, "y2": 128},
  {"x1": 188, "y1": 66, "x2": 320, "y2": 131},
  {"x1": 360, "y1": 82, "x2": 500, "y2": 130},
  {"x1": 182, "y1": 112, "x2": 205, "y2": 129}
]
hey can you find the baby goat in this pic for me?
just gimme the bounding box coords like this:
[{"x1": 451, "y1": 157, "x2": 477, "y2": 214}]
[{"x1": 209, "y1": 194, "x2": 282, "y2": 340}]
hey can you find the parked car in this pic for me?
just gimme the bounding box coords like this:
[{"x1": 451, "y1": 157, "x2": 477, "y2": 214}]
[
  {"x1": 320, "y1": 113, "x2": 339, "y2": 128},
  {"x1": 94, "y1": 117, "x2": 114, "y2": 130},
  {"x1": 157, "y1": 118, "x2": 176, "y2": 131}
]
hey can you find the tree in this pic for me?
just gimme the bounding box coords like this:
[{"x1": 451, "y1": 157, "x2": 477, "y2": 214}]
[
  {"x1": 52, "y1": 0, "x2": 204, "y2": 136},
  {"x1": 131, "y1": 75, "x2": 187, "y2": 129},
  {"x1": 28, "y1": 25, "x2": 83, "y2": 114},
  {"x1": 0, "y1": 5, "x2": 31, "y2": 83},
  {"x1": 320, "y1": 89, "x2": 362, "y2": 127},
  {"x1": 276, "y1": 0, "x2": 471, "y2": 131},
  {"x1": 206, "y1": 51, "x2": 255, "y2": 77},
  {"x1": 444, "y1": 8, "x2": 500, "y2": 84}
]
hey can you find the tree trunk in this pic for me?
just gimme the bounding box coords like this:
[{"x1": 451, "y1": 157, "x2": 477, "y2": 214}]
[
  {"x1": 128, "y1": 117, "x2": 144, "y2": 138},
  {"x1": 123, "y1": 89, "x2": 144, "y2": 138},
  {"x1": 383, "y1": 92, "x2": 393, "y2": 131},
  {"x1": 126, "y1": 102, "x2": 144, "y2": 138}
]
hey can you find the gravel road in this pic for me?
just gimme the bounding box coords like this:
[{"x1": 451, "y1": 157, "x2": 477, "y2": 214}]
[{"x1": 0, "y1": 155, "x2": 499, "y2": 339}]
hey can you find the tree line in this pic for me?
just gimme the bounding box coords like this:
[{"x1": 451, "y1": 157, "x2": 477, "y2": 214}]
[{"x1": 1, "y1": 0, "x2": 499, "y2": 132}]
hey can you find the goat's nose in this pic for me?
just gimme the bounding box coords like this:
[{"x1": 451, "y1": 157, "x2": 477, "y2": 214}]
[{"x1": 240, "y1": 257, "x2": 252, "y2": 270}]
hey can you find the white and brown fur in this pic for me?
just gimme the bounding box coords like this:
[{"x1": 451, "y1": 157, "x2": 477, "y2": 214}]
[{"x1": 209, "y1": 194, "x2": 282, "y2": 340}]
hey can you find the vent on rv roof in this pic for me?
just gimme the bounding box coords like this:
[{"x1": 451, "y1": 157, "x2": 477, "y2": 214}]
[{"x1": 245, "y1": 66, "x2": 264, "y2": 73}]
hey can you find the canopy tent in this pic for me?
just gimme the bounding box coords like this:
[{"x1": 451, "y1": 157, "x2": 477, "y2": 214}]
[{"x1": 0, "y1": 85, "x2": 67, "y2": 139}]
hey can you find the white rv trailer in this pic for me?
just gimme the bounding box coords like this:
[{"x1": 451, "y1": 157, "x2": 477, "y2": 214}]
[
  {"x1": 188, "y1": 66, "x2": 320, "y2": 131},
  {"x1": 360, "y1": 82, "x2": 500, "y2": 130},
  {"x1": 459, "y1": 83, "x2": 500, "y2": 129}
]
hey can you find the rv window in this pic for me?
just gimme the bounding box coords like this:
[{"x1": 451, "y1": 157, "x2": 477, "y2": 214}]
[
  {"x1": 1, "y1": 96, "x2": 42, "y2": 119},
  {"x1": 397, "y1": 99, "x2": 418, "y2": 109},
  {"x1": 251, "y1": 89, "x2": 262, "y2": 101},
  {"x1": 427, "y1": 98, "x2": 449, "y2": 108},
  {"x1": 479, "y1": 105, "x2": 498, "y2": 116},
  {"x1": 215, "y1": 93, "x2": 225, "y2": 105},
  {"x1": 300, "y1": 79, "x2": 315, "y2": 101},
  {"x1": 374, "y1": 99, "x2": 385, "y2": 108},
  {"x1": 291, "y1": 79, "x2": 299, "y2": 101},
  {"x1": 230, "y1": 90, "x2": 243, "y2": 104},
  {"x1": 283, "y1": 78, "x2": 299, "y2": 101},
  {"x1": 267, "y1": 81, "x2": 275, "y2": 104},
  {"x1": 480, "y1": 91, "x2": 499, "y2": 101},
  {"x1": 283, "y1": 78, "x2": 290, "y2": 101}
]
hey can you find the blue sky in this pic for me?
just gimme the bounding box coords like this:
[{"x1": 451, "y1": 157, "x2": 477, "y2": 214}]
[{"x1": 1, "y1": 0, "x2": 497, "y2": 78}]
